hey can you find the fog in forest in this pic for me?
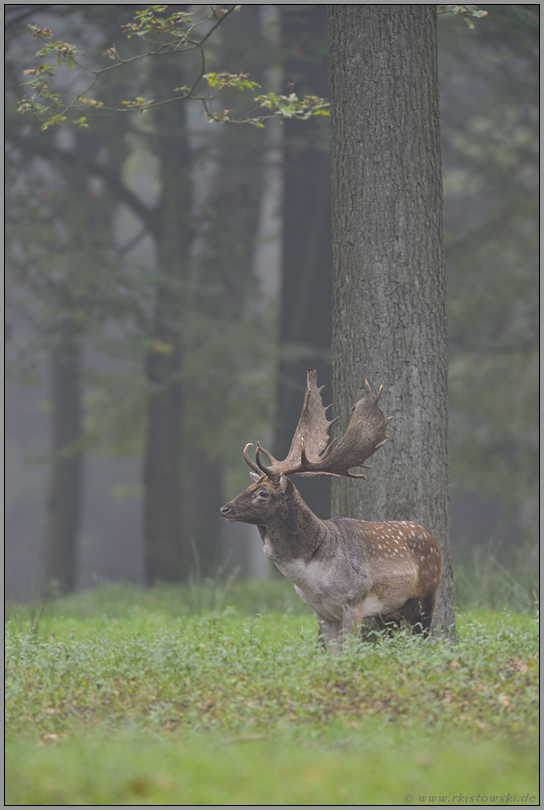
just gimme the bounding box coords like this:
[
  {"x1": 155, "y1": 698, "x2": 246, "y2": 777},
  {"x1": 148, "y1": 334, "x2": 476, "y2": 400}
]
[{"x1": 5, "y1": 5, "x2": 539, "y2": 600}]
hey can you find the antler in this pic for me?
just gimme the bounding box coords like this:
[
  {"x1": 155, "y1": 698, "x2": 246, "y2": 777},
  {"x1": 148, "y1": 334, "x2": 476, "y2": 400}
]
[{"x1": 245, "y1": 368, "x2": 393, "y2": 479}]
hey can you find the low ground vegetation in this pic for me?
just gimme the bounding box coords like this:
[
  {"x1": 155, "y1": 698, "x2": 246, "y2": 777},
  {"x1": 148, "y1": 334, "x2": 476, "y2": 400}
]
[{"x1": 5, "y1": 559, "x2": 539, "y2": 805}]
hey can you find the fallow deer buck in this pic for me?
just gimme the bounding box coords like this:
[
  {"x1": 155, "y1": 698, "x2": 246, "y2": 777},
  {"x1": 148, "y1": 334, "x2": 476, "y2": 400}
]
[{"x1": 220, "y1": 369, "x2": 442, "y2": 650}]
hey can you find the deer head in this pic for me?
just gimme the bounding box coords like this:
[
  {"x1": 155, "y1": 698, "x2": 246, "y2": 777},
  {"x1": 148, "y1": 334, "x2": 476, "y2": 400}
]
[{"x1": 220, "y1": 472, "x2": 295, "y2": 524}]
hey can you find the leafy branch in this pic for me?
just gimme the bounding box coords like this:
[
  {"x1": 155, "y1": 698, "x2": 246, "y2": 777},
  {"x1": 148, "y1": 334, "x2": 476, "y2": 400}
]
[
  {"x1": 17, "y1": 4, "x2": 329, "y2": 130},
  {"x1": 203, "y1": 87, "x2": 330, "y2": 127},
  {"x1": 437, "y1": 5, "x2": 488, "y2": 29}
]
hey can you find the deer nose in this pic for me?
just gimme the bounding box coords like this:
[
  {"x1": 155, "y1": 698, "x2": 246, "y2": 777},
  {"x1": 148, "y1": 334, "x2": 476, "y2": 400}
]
[{"x1": 220, "y1": 504, "x2": 231, "y2": 516}]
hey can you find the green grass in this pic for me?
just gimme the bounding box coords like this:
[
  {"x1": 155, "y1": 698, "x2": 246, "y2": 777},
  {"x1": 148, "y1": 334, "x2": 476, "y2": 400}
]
[
  {"x1": 6, "y1": 731, "x2": 538, "y2": 806},
  {"x1": 452, "y1": 544, "x2": 539, "y2": 614},
  {"x1": 5, "y1": 580, "x2": 539, "y2": 805}
]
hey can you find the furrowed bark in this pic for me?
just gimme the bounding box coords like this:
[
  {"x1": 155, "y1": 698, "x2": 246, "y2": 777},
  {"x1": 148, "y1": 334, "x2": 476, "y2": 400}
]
[{"x1": 328, "y1": 5, "x2": 455, "y2": 635}]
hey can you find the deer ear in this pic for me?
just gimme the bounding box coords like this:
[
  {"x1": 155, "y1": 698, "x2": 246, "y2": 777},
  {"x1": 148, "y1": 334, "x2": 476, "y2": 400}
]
[
  {"x1": 279, "y1": 474, "x2": 288, "y2": 493},
  {"x1": 249, "y1": 472, "x2": 260, "y2": 482}
]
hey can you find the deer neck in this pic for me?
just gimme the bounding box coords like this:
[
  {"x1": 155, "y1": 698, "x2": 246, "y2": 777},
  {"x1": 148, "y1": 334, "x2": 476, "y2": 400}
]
[{"x1": 257, "y1": 493, "x2": 326, "y2": 564}]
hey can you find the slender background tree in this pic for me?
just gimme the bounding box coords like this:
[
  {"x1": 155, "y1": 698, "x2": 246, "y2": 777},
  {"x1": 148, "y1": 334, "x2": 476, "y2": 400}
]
[
  {"x1": 440, "y1": 5, "x2": 539, "y2": 548},
  {"x1": 274, "y1": 5, "x2": 333, "y2": 520}
]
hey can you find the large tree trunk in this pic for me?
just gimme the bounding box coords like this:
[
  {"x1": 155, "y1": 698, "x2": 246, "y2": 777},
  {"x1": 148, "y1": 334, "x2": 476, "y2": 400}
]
[
  {"x1": 44, "y1": 324, "x2": 83, "y2": 594},
  {"x1": 275, "y1": 5, "x2": 333, "y2": 519},
  {"x1": 328, "y1": 5, "x2": 454, "y2": 634},
  {"x1": 143, "y1": 61, "x2": 193, "y2": 585}
]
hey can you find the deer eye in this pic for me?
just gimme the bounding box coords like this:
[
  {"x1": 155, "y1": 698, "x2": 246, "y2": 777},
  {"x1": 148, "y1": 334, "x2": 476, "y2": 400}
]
[{"x1": 257, "y1": 490, "x2": 269, "y2": 499}]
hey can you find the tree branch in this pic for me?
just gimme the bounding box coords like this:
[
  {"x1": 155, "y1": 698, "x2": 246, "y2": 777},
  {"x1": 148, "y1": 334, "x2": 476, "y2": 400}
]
[{"x1": 13, "y1": 134, "x2": 158, "y2": 231}]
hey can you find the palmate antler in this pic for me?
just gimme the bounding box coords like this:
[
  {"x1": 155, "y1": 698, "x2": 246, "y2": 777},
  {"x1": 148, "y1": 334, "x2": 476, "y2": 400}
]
[{"x1": 243, "y1": 368, "x2": 393, "y2": 480}]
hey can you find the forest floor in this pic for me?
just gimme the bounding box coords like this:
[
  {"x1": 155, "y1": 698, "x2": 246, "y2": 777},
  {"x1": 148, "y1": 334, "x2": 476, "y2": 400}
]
[{"x1": 5, "y1": 576, "x2": 539, "y2": 805}]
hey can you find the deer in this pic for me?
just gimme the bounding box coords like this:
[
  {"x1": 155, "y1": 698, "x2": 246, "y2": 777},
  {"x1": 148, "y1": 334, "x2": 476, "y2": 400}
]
[{"x1": 220, "y1": 369, "x2": 442, "y2": 651}]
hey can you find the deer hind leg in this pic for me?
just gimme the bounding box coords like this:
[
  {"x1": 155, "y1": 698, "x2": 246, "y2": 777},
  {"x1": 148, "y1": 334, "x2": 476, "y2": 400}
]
[
  {"x1": 375, "y1": 614, "x2": 402, "y2": 637},
  {"x1": 400, "y1": 595, "x2": 436, "y2": 636}
]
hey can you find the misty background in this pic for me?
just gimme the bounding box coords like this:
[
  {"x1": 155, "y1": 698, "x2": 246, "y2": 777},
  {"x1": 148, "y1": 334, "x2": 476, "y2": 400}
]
[{"x1": 5, "y1": 5, "x2": 539, "y2": 601}]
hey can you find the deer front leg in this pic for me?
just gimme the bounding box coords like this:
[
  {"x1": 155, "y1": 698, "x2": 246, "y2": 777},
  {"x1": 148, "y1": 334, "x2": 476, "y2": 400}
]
[
  {"x1": 315, "y1": 615, "x2": 341, "y2": 652},
  {"x1": 341, "y1": 604, "x2": 364, "y2": 646},
  {"x1": 316, "y1": 606, "x2": 363, "y2": 654}
]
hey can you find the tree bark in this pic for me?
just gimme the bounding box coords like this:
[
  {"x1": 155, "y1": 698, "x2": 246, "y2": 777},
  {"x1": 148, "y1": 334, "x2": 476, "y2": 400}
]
[
  {"x1": 328, "y1": 5, "x2": 455, "y2": 634},
  {"x1": 275, "y1": 5, "x2": 333, "y2": 519},
  {"x1": 44, "y1": 324, "x2": 83, "y2": 594}
]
